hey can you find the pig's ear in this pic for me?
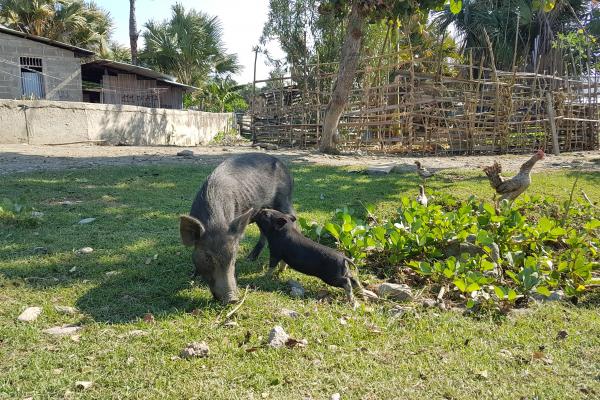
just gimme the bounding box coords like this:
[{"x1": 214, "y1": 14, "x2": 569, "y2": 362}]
[
  {"x1": 180, "y1": 215, "x2": 205, "y2": 246},
  {"x1": 275, "y1": 217, "x2": 288, "y2": 230},
  {"x1": 229, "y1": 208, "x2": 254, "y2": 236}
]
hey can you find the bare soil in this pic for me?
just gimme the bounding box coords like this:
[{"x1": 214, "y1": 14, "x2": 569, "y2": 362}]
[{"x1": 1, "y1": 143, "x2": 599, "y2": 176}]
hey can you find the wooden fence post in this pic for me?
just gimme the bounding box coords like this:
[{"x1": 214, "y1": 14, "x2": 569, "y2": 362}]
[{"x1": 546, "y1": 91, "x2": 560, "y2": 155}]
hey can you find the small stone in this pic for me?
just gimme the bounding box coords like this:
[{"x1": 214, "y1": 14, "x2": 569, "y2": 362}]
[
  {"x1": 288, "y1": 280, "x2": 305, "y2": 298},
  {"x1": 361, "y1": 289, "x2": 379, "y2": 301},
  {"x1": 43, "y1": 325, "x2": 82, "y2": 336},
  {"x1": 18, "y1": 307, "x2": 42, "y2": 322},
  {"x1": 556, "y1": 330, "x2": 568, "y2": 340},
  {"x1": 331, "y1": 393, "x2": 341, "y2": 400},
  {"x1": 280, "y1": 308, "x2": 300, "y2": 319},
  {"x1": 477, "y1": 370, "x2": 489, "y2": 380},
  {"x1": 180, "y1": 341, "x2": 209, "y2": 359},
  {"x1": 376, "y1": 283, "x2": 413, "y2": 302},
  {"x1": 78, "y1": 218, "x2": 96, "y2": 225},
  {"x1": 31, "y1": 211, "x2": 44, "y2": 218},
  {"x1": 105, "y1": 271, "x2": 120, "y2": 277},
  {"x1": 75, "y1": 381, "x2": 93, "y2": 391},
  {"x1": 422, "y1": 298, "x2": 437, "y2": 308},
  {"x1": 267, "y1": 326, "x2": 289, "y2": 348},
  {"x1": 33, "y1": 247, "x2": 48, "y2": 255},
  {"x1": 69, "y1": 266, "x2": 77, "y2": 273},
  {"x1": 177, "y1": 150, "x2": 194, "y2": 158},
  {"x1": 54, "y1": 306, "x2": 77, "y2": 315},
  {"x1": 76, "y1": 247, "x2": 93, "y2": 255}
]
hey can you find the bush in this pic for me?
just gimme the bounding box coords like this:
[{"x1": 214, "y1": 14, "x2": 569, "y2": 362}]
[{"x1": 299, "y1": 192, "x2": 600, "y2": 308}]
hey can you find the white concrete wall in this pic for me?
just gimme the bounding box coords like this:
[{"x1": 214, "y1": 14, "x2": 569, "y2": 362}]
[{"x1": 0, "y1": 99, "x2": 234, "y2": 145}]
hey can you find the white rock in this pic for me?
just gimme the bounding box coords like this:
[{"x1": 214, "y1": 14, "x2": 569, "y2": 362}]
[
  {"x1": 180, "y1": 341, "x2": 209, "y2": 358},
  {"x1": 54, "y1": 306, "x2": 77, "y2": 315},
  {"x1": 30, "y1": 211, "x2": 44, "y2": 218},
  {"x1": 280, "y1": 308, "x2": 300, "y2": 319},
  {"x1": 366, "y1": 165, "x2": 394, "y2": 175},
  {"x1": 422, "y1": 298, "x2": 437, "y2": 308},
  {"x1": 75, "y1": 381, "x2": 93, "y2": 390},
  {"x1": 267, "y1": 326, "x2": 289, "y2": 348},
  {"x1": 78, "y1": 218, "x2": 96, "y2": 225},
  {"x1": 43, "y1": 325, "x2": 82, "y2": 336},
  {"x1": 17, "y1": 307, "x2": 42, "y2": 322},
  {"x1": 331, "y1": 393, "x2": 341, "y2": 400},
  {"x1": 361, "y1": 289, "x2": 379, "y2": 301},
  {"x1": 288, "y1": 280, "x2": 305, "y2": 298},
  {"x1": 76, "y1": 247, "x2": 94, "y2": 255},
  {"x1": 377, "y1": 283, "x2": 413, "y2": 302},
  {"x1": 69, "y1": 266, "x2": 77, "y2": 273}
]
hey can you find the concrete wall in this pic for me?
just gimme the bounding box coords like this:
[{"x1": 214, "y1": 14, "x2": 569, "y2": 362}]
[
  {"x1": 0, "y1": 32, "x2": 83, "y2": 102},
  {"x1": 0, "y1": 99, "x2": 234, "y2": 145}
]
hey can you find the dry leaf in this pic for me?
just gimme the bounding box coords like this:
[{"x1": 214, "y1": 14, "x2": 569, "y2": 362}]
[
  {"x1": 556, "y1": 330, "x2": 568, "y2": 340},
  {"x1": 476, "y1": 370, "x2": 489, "y2": 379},
  {"x1": 143, "y1": 313, "x2": 155, "y2": 324},
  {"x1": 285, "y1": 338, "x2": 308, "y2": 348}
]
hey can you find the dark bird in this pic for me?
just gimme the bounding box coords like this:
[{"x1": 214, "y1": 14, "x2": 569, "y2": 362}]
[
  {"x1": 483, "y1": 149, "x2": 545, "y2": 202},
  {"x1": 414, "y1": 160, "x2": 434, "y2": 180}
]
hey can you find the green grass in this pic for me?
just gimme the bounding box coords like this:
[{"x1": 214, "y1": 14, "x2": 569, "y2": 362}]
[{"x1": 1, "y1": 163, "x2": 599, "y2": 399}]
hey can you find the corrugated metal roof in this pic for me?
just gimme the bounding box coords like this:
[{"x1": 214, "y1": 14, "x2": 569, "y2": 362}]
[
  {"x1": 82, "y1": 59, "x2": 198, "y2": 91},
  {"x1": 0, "y1": 25, "x2": 95, "y2": 57}
]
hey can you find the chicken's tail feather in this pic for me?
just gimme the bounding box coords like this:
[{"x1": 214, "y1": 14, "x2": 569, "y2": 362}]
[{"x1": 483, "y1": 161, "x2": 504, "y2": 189}]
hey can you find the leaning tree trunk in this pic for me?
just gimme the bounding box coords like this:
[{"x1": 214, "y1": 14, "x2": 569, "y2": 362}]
[
  {"x1": 129, "y1": 0, "x2": 138, "y2": 65},
  {"x1": 319, "y1": 1, "x2": 365, "y2": 154}
]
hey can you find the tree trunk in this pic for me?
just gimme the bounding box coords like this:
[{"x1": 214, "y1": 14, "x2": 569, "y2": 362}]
[
  {"x1": 319, "y1": 1, "x2": 365, "y2": 154},
  {"x1": 129, "y1": 0, "x2": 138, "y2": 65}
]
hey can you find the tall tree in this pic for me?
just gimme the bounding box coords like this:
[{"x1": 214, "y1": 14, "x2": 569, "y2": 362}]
[
  {"x1": 317, "y1": 0, "x2": 448, "y2": 153},
  {"x1": 140, "y1": 3, "x2": 240, "y2": 86},
  {"x1": 0, "y1": 0, "x2": 113, "y2": 52},
  {"x1": 129, "y1": 0, "x2": 138, "y2": 64}
]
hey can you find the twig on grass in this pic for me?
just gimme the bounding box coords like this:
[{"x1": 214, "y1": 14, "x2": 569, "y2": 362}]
[
  {"x1": 214, "y1": 285, "x2": 250, "y2": 326},
  {"x1": 581, "y1": 190, "x2": 598, "y2": 209}
]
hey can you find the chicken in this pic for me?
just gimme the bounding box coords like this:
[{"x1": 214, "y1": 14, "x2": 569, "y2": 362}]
[
  {"x1": 417, "y1": 185, "x2": 428, "y2": 207},
  {"x1": 483, "y1": 149, "x2": 545, "y2": 201},
  {"x1": 414, "y1": 161, "x2": 434, "y2": 180}
]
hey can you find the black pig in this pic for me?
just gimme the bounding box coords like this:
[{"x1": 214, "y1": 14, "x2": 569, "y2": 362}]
[
  {"x1": 180, "y1": 154, "x2": 295, "y2": 304},
  {"x1": 254, "y1": 208, "x2": 363, "y2": 306}
]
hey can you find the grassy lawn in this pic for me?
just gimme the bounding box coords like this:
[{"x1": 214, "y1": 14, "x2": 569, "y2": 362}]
[{"x1": 1, "y1": 162, "x2": 599, "y2": 400}]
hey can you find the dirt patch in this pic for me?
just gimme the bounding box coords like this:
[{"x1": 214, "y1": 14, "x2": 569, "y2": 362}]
[{"x1": 1, "y1": 143, "x2": 599, "y2": 176}]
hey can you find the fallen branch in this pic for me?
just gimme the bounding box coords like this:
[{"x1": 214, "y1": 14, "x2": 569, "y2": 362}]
[
  {"x1": 213, "y1": 285, "x2": 250, "y2": 326},
  {"x1": 581, "y1": 190, "x2": 598, "y2": 209}
]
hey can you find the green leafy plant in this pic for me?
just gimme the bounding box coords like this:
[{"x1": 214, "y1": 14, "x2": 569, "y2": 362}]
[{"x1": 302, "y1": 191, "x2": 599, "y2": 308}]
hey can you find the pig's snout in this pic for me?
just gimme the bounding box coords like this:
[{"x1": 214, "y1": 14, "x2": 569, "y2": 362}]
[{"x1": 217, "y1": 290, "x2": 239, "y2": 305}]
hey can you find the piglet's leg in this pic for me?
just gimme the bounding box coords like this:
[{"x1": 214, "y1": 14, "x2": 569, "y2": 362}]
[
  {"x1": 331, "y1": 276, "x2": 358, "y2": 309},
  {"x1": 267, "y1": 254, "x2": 284, "y2": 278}
]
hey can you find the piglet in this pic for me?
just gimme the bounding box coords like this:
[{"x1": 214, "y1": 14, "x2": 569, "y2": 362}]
[{"x1": 254, "y1": 208, "x2": 363, "y2": 306}]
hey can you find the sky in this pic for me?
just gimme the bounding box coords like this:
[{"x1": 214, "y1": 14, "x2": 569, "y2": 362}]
[{"x1": 94, "y1": 0, "x2": 284, "y2": 84}]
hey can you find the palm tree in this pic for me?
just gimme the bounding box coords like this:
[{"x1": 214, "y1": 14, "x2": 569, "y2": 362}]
[
  {"x1": 140, "y1": 3, "x2": 240, "y2": 87},
  {"x1": 433, "y1": 0, "x2": 588, "y2": 73},
  {"x1": 129, "y1": 0, "x2": 138, "y2": 64},
  {"x1": 196, "y1": 78, "x2": 247, "y2": 112},
  {"x1": 0, "y1": 0, "x2": 113, "y2": 52}
]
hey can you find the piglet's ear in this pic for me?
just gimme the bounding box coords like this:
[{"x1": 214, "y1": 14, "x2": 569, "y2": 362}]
[
  {"x1": 180, "y1": 215, "x2": 205, "y2": 246},
  {"x1": 275, "y1": 217, "x2": 288, "y2": 230}
]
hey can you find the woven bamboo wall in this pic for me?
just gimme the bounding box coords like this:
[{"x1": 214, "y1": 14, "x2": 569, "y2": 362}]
[{"x1": 250, "y1": 55, "x2": 599, "y2": 155}]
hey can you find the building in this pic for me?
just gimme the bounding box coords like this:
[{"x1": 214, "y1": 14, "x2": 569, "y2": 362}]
[
  {"x1": 0, "y1": 25, "x2": 196, "y2": 109},
  {"x1": 81, "y1": 60, "x2": 196, "y2": 110},
  {"x1": 0, "y1": 25, "x2": 94, "y2": 102}
]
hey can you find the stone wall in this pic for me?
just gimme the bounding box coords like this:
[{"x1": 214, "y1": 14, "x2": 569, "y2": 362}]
[
  {"x1": 0, "y1": 99, "x2": 234, "y2": 145},
  {"x1": 0, "y1": 32, "x2": 83, "y2": 102}
]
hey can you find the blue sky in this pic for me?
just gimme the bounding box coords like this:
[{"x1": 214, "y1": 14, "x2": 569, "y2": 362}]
[{"x1": 94, "y1": 0, "x2": 284, "y2": 84}]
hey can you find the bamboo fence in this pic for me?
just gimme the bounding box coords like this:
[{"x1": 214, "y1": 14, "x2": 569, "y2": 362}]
[{"x1": 249, "y1": 52, "x2": 600, "y2": 155}]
